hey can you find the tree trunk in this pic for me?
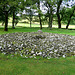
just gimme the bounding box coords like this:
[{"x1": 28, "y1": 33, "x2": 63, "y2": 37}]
[
  {"x1": 30, "y1": 17, "x2": 32, "y2": 28},
  {"x1": 50, "y1": 14, "x2": 53, "y2": 29},
  {"x1": 48, "y1": 15, "x2": 53, "y2": 29},
  {"x1": 12, "y1": 11, "x2": 15, "y2": 29},
  {"x1": 38, "y1": 0, "x2": 42, "y2": 29},
  {"x1": 56, "y1": 0, "x2": 62, "y2": 29},
  {"x1": 15, "y1": 21, "x2": 18, "y2": 26},
  {"x1": 66, "y1": 7, "x2": 75, "y2": 29},
  {"x1": 57, "y1": 14, "x2": 61, "y2": 28},
  {"x1": 39, "y1": 14, "x2": 42, "y2": 29},
  {"x1": 2, "y1": 22, "x2": 4, "y2": 26},
  {"x1": 49, "y1": 14, "x2": 51, "y2": 28},
  {"x1": 48, "y1": 7, "x2": 53, "y2": 29},
  {"x1": 4, "y1": 11, "x2": 8, "y2": 31},
  {"x1": 30, "y1": 8, "x2": 32, "y2": 28},
  {"x1": 66, "y1": 19, "x2": 70, "y2": 29}
]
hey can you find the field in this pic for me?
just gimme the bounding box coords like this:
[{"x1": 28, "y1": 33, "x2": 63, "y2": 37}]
[{"x1": 0, "y1": 23, "x2": 75, "y2": 75}]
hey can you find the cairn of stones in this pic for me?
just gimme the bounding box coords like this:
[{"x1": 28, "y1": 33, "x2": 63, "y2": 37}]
[{"x1": 0, "y1": 32, "x2": 75, "y2": 59}]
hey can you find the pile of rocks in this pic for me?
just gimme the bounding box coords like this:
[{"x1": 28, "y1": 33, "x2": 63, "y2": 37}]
[{"x1": 0, "y1": 32, "x2": 75, "y2": 59}]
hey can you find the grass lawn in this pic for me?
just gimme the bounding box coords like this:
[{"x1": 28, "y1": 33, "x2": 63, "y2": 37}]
[
  {"x1": 0, "y1": 27, "x2": 75, "y2": 35},
  {"x1": 0, "y1": 27, "x2": 75, "y2": 75},
  {"x1": 0, "y1": 54, "x2": 75, "y2": 75}
]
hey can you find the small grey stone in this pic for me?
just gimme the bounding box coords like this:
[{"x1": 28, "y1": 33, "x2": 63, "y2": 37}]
[{"x1": 37, "y1": 30, "x2": 43, "y2": 33}]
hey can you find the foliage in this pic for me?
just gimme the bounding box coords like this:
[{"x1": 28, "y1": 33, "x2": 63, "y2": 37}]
[{"x1": 0, "y1": 0, "x2": 75, "y2": 30}]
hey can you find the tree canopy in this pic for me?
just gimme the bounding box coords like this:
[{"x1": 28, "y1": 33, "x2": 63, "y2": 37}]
[{"x1": 0, "y1": 0, "x2": 75, "y2": 31}]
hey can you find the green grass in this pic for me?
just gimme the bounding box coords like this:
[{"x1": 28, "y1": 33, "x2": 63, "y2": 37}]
[
  {"x1": 0, "y1": 54, "x2": 75, "y2": 75},
  {"x1": 0, "y1": 27, "x2": 75, "y2": 75},
  {"x1": 0, "y1": 27, "x2": 75, "y2": 36}
]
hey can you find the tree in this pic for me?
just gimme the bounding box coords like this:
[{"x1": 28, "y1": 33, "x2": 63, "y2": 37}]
[
  {"x1": 11, "y1": 6, "x2": 20, "y2": 29},
  {"x1": 10, "y1": 0, "x2": 25, "y2": 29},
  {"x1": 56, "y1": 0, "x2": 63, "y2": 28},
  {"x1": 66, "y1": 6, "x2": 75, "y2": 29},
  {"x1": 24, "y1": 0, "x2": 34, "y2": 27},
  {"x1": 0, "y1": 6, "x2": 5, "y2": 26},
  {"x1": 37, "y1": 0, "x2": 43, "y2": 29},
  {"x1": 44, "y1": 0, "x2": 55, "y2": 29},
  {"x1": 12, "y1": 7, "x2": 16, "y2": 29},
  {"x1": 32, "y1": 0, "x2": 43, "y2": 29},
  {"x1": 0, "y1": 0, "x2": 15, "y2": 31},
  {"x1": 60, "y1": 0, "x2": 75, "y2": 29},
  {"x1": 0, "y1": 0, "x2": 24, "y2": 31}
]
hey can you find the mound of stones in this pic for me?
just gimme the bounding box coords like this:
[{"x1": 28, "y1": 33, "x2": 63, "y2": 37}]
[{"x1": 0, "y1": 32, "x2": 75, "y2": 59}]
